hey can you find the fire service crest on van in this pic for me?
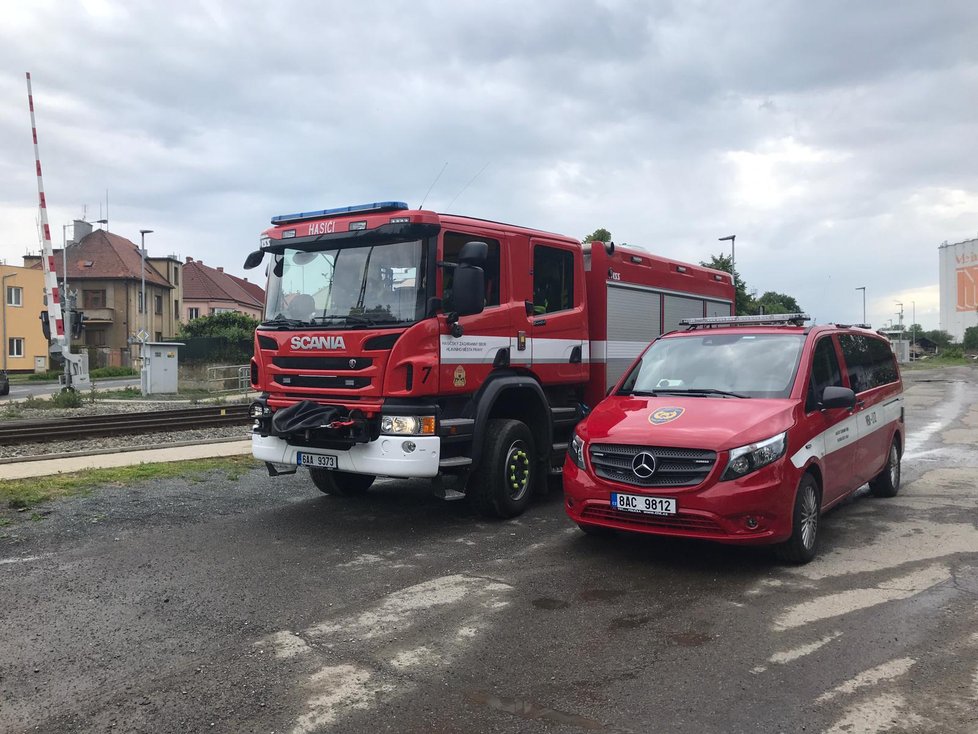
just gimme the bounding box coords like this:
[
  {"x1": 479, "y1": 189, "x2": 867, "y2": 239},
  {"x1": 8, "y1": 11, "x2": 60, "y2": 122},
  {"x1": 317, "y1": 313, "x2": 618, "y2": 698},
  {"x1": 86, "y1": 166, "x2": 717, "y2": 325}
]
[{"x1": 649, "y1": 407, "x2": 684, "y2": 425}]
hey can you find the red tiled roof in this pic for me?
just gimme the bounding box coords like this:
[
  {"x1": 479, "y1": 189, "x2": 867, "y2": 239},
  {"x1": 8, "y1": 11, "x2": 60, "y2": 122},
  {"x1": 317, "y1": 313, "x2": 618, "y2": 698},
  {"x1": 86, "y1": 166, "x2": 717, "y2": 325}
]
[
  {"x1": 182, "y1": 259, "x2": 265, "y2": 308},
  {"x1": 30, "y1": 229, "x2": 171, "y2": 287}
]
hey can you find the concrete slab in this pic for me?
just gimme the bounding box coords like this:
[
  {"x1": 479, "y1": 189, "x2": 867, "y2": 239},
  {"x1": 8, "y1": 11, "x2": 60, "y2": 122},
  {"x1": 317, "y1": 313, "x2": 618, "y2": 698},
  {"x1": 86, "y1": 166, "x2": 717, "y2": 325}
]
[{"x1": 0, "y1": 440, "x2": 253, "y2": 481}]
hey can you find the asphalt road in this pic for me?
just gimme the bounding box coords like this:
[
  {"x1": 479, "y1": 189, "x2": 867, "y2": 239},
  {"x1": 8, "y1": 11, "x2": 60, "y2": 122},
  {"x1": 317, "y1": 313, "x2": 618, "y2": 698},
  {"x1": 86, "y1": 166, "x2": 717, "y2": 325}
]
[
  {"x1": 1, "y1": 376, "x2": 140, "y2": 400},
  {"x1": 1, "y1": 368, "x2": 977, "y2": 733}
]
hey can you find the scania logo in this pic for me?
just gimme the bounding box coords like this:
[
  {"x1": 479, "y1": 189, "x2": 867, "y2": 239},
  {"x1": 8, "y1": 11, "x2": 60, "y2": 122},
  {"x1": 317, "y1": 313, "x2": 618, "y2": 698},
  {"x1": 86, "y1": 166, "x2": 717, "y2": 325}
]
[
  {"x1": 631, "y1": 451, "x2": 657, "y2": 479},
  {"x1": 290, "y1": 335, "x2": 346, "y2": 350}
]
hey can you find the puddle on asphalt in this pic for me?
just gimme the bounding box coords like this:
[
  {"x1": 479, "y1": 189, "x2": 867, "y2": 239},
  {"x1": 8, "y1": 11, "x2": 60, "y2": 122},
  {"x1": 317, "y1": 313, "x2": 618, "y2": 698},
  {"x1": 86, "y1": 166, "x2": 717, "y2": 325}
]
[
  {"x1": 578, "y1": 589, "x2": 627, "y2": 602},
  {"x1": 608, "y1": 613, "x2": 651, "y2": 630},
  {"x1": 532, "y1": 597, "x2": 571, "y2": 610},
  {"x1": 670, "y1": 631, "x2": 713, "y2": 647}
]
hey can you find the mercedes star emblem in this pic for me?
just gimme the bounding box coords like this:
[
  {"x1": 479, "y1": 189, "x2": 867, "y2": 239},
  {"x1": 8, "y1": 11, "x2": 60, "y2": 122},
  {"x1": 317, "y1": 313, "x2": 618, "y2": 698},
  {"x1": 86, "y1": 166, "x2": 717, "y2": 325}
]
[{"x1": 631, "y1": 451, "x2": 657, "y2": 479}]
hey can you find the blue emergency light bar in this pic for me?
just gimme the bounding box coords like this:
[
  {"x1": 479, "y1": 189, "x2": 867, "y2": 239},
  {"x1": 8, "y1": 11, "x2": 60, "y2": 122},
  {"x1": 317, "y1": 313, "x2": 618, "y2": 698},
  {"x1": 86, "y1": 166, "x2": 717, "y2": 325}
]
[{"x1": 271, "y1": 201, "x2": 409, "y2": 225}]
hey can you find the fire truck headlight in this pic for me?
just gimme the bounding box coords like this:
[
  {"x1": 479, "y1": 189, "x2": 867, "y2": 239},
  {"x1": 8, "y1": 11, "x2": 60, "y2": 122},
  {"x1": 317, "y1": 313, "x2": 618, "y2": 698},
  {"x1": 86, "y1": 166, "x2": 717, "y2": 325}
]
[
  {"x1": 380, "y1": 415, "x2": 435, "y2": 435},
  {"x1": 250, "y1": 402, "x2": 271, "y2": 418}
]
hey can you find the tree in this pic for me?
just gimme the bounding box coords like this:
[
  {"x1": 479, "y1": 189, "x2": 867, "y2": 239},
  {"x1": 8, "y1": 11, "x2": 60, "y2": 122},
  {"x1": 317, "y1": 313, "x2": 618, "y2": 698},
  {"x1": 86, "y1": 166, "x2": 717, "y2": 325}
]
[
  {"x1": 177, "y1": 311, "x2": 259, "y2": 341},
  {"x1": 583, "y1": 228, "x2": 612, "y2": 244},
  {"x1": 752, "y1": 291, "x2": 803, "y2": 316},
  {"x1": 921, "y1": 329, "x2": 954, "y2": 349},
  {"x1": 701, "y1": 253, "x2": 752, "y2": 315},
  {"x1": 963, "y1": 325, "x2": 978, "y2": 351}
]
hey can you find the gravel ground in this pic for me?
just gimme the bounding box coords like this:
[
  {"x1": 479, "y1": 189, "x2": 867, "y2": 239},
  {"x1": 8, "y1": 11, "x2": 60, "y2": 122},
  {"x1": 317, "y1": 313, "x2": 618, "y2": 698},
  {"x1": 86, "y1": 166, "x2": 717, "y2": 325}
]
[{"x1": 0, "y1": 399, "x2": 251, "y2": 461}]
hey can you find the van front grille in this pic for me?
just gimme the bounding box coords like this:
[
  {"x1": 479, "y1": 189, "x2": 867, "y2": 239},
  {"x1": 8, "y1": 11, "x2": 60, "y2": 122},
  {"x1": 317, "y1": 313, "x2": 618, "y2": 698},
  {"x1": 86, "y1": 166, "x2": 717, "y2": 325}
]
[{"x1": 588, "y1": 443, "x2": 716, "y2": 488}]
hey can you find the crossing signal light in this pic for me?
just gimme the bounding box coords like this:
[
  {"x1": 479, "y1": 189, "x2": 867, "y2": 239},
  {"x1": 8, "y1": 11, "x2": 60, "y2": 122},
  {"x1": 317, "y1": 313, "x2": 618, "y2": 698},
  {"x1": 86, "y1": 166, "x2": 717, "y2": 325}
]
[
  {"x1": 40, "y1": 311, "x2": 51, "y2": 340},
  {"x1": 71, "y1": 312, "x2": 85, "y2": 339}
]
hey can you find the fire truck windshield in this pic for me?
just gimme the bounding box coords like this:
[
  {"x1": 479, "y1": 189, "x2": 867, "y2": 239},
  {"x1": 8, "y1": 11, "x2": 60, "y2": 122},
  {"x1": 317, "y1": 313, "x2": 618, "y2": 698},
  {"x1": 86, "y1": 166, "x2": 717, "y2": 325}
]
[{"x1": 263, "y1": 239, "x2": 426, "y2": 328}]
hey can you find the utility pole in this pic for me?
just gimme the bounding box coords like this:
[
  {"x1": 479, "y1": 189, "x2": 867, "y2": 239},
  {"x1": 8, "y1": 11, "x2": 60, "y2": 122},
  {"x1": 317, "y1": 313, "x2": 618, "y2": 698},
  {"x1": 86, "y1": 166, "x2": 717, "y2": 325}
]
[{"x1": 895, "y1": 302, "x2": 904, "y2": 331}]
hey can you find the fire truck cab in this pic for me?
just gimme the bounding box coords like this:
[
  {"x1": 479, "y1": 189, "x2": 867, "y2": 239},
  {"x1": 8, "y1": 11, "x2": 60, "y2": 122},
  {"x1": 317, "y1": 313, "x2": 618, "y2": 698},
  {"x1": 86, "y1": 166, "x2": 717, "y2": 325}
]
[{"x1": 245, "y1": 202, "x2": 734, "y2": 518}]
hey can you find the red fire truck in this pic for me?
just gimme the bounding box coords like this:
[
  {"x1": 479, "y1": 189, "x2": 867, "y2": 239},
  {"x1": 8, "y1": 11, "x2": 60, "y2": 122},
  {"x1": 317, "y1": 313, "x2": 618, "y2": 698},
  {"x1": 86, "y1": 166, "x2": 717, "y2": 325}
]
[{"x1": 244, "y1": 202, "x2": 734, "y2": 517}]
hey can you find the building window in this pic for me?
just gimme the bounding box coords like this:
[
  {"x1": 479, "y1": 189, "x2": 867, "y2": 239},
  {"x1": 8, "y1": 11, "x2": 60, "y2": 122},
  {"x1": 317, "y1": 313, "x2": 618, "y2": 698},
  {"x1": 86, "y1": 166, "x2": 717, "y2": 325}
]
[
  {"x1": 9, "y1": 337, "x2": 24, "y2": 358},
  {"x1": 83, "y1": 289, "x2": 106, "y2": 309},
  {"x1": 173, "y1": 268, "x2": 179, "y2": 286},
  {"x1": 154, "y1": 295, "x2": 163, "y2": 315},
  {"x1": 85, "y1": 329, "x2": 106, "y2": 346},
  {"x1": 138, "y1": 291, "x2": 144, "y2": 314},
  {"x1": 188, "y1": 307, "x2": 200, "y2": 320},
  {"x1": 213, "y1": 307, "x2": 235, "y2": 314},
  {"x1": 6, "y1": 286, "x2": 23, "y2": 307},
  {"x1": 174, "y1": 299, "x2": 180, "y2": 319},
  {"x1": 155, "y1": 331, "x2": 163, "y2": 342}
]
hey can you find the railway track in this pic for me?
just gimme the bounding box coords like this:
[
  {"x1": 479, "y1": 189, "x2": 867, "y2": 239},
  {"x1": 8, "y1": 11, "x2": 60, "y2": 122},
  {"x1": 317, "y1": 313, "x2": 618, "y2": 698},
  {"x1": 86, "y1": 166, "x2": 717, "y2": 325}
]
[{"x1": 0, "y1": 405, "x2": 251, "y2": 445}]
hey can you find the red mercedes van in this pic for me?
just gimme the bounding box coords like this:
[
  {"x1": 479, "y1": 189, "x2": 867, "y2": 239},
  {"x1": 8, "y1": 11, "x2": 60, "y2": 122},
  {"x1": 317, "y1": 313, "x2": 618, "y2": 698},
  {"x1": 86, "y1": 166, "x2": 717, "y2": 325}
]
[{"x1": 563, "y1": 314, "x2": 905, "y2": 563}]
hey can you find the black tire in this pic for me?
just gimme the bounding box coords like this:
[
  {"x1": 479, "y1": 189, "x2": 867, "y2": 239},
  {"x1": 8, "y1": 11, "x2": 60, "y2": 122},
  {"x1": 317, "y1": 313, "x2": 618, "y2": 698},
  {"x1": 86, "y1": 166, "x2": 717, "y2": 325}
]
[
  {"x1": 869, "y1": 438, "x2": 901, "y2": 498},
  {"x1": 577, "y1": 522, "x2": 613, "y2": 537},
  {"x1": 775, "y1": 473, "x2": 821, "y2": 564},
  {"x1": 468, "y1": 418, "x2": 536, "y2": 519},
  {"x1": 309, "y1": 469, "x2": 375, "y2": 496}
]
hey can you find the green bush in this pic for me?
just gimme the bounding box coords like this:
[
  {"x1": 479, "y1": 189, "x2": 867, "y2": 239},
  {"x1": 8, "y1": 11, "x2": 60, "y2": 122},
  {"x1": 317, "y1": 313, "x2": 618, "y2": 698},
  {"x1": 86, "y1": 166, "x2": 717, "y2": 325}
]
[
  {"x1": 51, "y1": 389, "x2": 83, "y2": 408},
  {"x1": 90, "y1": 366, "x2": 138, "y2": 378},
  {"x1": 27, "y1": 371, "x2": 62, "y2": 381},
  {"x1": 941, "y1": 346, "x2": 964, "y2": 359}
]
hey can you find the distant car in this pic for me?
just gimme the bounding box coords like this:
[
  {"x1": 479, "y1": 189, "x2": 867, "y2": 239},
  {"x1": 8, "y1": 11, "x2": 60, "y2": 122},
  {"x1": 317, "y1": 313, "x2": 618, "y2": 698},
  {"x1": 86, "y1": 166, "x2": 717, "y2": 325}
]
[
  {"x1": 0, "y1": 370, "x2": 9, "y2": 396},
  {"x1": 563, "y1": 314, "x2": 905, "y2": 564}
]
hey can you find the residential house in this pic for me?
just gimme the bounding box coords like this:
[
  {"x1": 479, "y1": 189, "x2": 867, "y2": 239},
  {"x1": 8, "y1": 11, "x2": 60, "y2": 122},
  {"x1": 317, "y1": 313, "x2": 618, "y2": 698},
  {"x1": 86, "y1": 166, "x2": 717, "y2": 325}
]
[
  {"x1": 182, "y1": 257, "x2": 264, "y2": 321},
  {"x1": 1, "y1": 263, "x2": 49, "y2": 374},
  {"x1": 24, "y1": 221, "x2": 182, "y2": 368}
]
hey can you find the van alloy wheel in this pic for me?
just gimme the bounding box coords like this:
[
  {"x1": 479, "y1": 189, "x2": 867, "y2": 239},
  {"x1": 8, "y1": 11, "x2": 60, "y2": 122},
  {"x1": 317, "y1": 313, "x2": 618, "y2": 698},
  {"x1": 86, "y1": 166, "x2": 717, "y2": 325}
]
[
  {"x1": 775, "y1": 473, "x2": 821, "y2": 564},
  {"x1": 799, "y1": 485, "x2": 818, "y2": 551},
  {"x1": 869, "y1": 438, "x2": 901, "y2": 498}
]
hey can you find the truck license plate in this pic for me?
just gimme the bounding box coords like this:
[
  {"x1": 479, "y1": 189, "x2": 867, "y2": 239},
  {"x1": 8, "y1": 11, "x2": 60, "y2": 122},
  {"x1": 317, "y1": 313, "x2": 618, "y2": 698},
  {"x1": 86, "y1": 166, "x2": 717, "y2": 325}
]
[
  {"x1": 297, "y1": 452, "x2": 338, "y2": 469},
  {"x1": 611, "y1": 493, "x2": 677, "y2": 516}
]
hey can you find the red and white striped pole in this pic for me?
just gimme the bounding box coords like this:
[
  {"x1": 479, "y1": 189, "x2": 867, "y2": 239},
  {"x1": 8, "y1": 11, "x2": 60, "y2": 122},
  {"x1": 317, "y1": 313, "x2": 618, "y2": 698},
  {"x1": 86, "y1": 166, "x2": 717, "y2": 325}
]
[{"x1": 26, "y1": 71, "x2": 66, "y2": 348}]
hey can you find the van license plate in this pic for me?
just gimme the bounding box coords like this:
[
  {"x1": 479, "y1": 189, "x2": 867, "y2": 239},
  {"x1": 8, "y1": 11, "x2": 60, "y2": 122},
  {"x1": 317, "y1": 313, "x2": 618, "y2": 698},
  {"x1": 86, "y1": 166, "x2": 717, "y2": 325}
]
[
  {"x1": 298, "y1": 452, "x2": 338, "y2": 469},
  {"x1": 612, "y1": 493, "x2": 676, "y2": 516}
]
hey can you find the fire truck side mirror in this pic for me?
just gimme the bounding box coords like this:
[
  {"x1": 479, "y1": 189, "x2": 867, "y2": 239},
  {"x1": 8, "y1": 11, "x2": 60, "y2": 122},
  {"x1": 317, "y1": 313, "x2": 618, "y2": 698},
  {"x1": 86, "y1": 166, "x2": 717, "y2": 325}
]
[
  {"x1": 457, "y1": 240, "x2": 488, "y2": 266},
  {"x1": 243, "y1": 250, "x2": 265, "y2": 269},
  {"x1": 452, "y1": 265, "x2": 485, "y2": 318}
]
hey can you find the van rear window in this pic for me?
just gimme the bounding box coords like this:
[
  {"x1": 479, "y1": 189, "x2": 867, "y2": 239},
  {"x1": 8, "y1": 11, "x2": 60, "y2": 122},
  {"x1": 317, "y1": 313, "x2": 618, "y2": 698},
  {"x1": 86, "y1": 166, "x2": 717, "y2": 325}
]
[{"x1": 839, "y1": 334, "x2": 899, "y2": 393}]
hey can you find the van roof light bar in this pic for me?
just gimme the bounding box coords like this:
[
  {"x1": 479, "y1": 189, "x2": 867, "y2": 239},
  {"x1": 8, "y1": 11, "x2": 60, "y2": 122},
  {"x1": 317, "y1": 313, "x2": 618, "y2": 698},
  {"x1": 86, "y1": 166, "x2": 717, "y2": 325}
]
[
  {"x1": 680, "y1": 313, "x2": 811, "y2": 329},
  {"x1": 271, "y1": 201, "x2": 409, "y2": 225}
]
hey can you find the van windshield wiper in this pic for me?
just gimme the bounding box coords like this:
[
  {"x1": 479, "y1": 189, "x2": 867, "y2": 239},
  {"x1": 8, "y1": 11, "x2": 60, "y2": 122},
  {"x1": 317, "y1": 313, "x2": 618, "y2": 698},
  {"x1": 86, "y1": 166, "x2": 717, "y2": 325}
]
[
  {"x1": 623, "y1": 390, "x2": 659, "y2": 397},
  {"x1": 653, "y1": 388, "x2": 749, "y2": 399}
]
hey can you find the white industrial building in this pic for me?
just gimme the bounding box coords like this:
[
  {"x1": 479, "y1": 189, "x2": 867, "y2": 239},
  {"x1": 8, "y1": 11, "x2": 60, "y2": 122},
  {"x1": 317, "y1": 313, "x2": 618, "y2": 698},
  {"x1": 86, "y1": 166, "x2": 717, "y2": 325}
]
[{"x1": 939, "y1": 237, "x2": 978, "y2": 342}]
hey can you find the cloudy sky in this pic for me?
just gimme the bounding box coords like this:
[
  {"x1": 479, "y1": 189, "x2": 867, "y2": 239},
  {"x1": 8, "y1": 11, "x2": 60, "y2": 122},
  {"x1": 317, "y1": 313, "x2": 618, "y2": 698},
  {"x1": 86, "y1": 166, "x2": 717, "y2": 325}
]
[{"x1": 1, "y1": 0, "x2": 976, "y2": 330}]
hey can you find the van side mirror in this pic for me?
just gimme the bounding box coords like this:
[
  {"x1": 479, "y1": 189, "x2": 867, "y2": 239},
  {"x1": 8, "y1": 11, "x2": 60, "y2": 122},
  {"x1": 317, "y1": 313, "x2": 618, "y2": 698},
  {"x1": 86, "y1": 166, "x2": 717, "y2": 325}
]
[
  {"x1": 820, "y1": 385, "x2": 856, "y2": 410},
  {"x1": 244, "y1": 250, "x2": 265, "y2": 270}
]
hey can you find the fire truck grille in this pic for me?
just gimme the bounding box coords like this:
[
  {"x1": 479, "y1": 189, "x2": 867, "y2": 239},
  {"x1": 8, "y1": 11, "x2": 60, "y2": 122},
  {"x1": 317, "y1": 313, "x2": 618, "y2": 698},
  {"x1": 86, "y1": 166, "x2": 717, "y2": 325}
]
[
  {"x1": 272, "y1": 356, "x2": 373, "y2": 370},
  {"x1": 588, "y1": 444, "x2": 716, "y2": 488},
  {"x1": 274, "y1": 375, "x2": 371, "y2": 390}
]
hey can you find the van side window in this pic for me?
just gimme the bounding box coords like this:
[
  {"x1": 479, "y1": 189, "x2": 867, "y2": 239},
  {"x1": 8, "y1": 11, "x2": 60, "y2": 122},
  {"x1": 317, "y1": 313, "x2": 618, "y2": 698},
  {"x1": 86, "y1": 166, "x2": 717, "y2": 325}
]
[
  {"x1": 807, "y1": 337, "x2": 843, "y2": 412},
  {"x1": 839, "y1": 334, "x2": 897, "y2": 392},
  {"x1": 442, "y1": 233, "x2": 501, "y2": 310},
  {"x1": 533, "y1": 246, "x2": 575, "y2": 314}
]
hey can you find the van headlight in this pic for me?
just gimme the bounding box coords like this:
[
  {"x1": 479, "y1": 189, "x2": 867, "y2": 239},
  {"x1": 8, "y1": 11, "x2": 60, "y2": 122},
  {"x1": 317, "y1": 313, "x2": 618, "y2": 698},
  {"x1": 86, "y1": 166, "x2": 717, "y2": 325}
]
[
  {"x1": 568, "y1": 432, "x2": 586, "y2": 469},
  {"x1": 721, "y1": 431, "x2": 787, "y2": 481},
  {"x1": 380, "y1": 415, "x2": 436, "y2": 435}
]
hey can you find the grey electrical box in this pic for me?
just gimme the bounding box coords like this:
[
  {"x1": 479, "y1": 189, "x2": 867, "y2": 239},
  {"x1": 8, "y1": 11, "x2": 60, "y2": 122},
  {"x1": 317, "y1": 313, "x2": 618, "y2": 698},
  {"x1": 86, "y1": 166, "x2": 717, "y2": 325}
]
[{"x1": 141, "y1": 341, "x2": 184, "y2": 395}]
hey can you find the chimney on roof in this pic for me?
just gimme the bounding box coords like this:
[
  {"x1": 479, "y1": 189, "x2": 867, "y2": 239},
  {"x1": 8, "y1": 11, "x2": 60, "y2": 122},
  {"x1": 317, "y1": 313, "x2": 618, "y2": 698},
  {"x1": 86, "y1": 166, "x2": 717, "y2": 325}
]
[
  {"x1": 72, "y1": 219, "x2": 92, "y2": 244},
  {"x1": 217, "y1": 267, "x2": 224, "y2": 272},
  {"x1": 185, "y1": 256, "x2": 193, "y2": 263}
]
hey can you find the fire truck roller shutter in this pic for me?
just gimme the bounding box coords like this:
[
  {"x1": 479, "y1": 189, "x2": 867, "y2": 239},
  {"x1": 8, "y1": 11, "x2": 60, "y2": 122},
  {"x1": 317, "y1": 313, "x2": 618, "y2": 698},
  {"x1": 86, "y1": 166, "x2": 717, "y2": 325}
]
[
  {"x1": 705, "y1": 299, "x2": 733, "y2": 317},
  {"x1": 605, "y1": 284, "x2": 662, "y2": 389},
  {"x1": 663, "y1": 294, "x2": 707, "y2": 333}
]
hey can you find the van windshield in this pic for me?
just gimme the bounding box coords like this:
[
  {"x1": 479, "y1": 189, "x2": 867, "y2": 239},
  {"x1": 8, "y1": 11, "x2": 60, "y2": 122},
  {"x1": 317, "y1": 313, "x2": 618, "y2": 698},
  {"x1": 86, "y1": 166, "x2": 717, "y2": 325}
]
[{"x1": 618, "y1": 333, "x2": 806, "y2": 399}]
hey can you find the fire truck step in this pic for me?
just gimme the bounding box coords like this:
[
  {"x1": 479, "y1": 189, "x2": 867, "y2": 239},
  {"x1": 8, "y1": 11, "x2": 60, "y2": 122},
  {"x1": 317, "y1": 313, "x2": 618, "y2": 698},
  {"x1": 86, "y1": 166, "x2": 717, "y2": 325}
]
[
  {"x1": 438, "y1": 418, "x2": 475, "y2": 444},
  {"x1": 439, "y1": 456, "x2": 473, "y2": 469},
  {"x1": 550, "y1": 407, "x2": 580, "y2": 427}
]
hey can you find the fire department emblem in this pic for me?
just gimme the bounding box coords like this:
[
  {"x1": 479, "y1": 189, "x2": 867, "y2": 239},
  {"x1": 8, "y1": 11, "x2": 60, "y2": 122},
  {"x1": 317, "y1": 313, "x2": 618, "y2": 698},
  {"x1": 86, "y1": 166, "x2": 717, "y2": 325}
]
[
  {"x1": 649, "y1": 407, "x2": 684, "y2": 425},
  {"x1": 453, "y1": 365, "x2": 466, "y2": 388}
]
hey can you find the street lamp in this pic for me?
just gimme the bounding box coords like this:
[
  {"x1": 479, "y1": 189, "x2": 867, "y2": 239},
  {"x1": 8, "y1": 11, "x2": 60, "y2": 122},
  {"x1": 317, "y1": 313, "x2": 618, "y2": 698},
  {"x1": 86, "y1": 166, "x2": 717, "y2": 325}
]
[
  {"x1": 895, "y1": 301, "x2": 904, "y2": 331},
  {"x1": 139, "y1": 229, "x2": 153, "y2": 337},
  {"x1": 911, "y1": 300, "x2": 916, "y2": 361},
  {"x1": 718, "y1": 235, "x2": 736, "y2": 280},
  {"x1": 855, "y1": 287, "x2": 866, "y2": 324}
]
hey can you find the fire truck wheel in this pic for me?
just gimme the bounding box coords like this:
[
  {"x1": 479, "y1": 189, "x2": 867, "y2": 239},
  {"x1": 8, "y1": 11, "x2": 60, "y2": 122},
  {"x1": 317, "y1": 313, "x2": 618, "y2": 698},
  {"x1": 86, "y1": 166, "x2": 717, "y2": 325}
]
[
  {"x1": 309, "y1": 469, "x2": 375, "y2": 496},
  {"x1": 469, "y1": 419, "x2": 536, "y2": 519}
]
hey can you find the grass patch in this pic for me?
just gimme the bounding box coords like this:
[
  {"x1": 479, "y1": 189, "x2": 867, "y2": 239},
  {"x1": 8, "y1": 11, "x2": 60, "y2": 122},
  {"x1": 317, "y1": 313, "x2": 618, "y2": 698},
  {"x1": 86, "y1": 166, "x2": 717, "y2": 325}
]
[
  {"x1": 903, "y1": 356, "x2": 974, "y2": 370},
  {"x1": 1, "y1": 456, "x2": 258, "y2": 513}
]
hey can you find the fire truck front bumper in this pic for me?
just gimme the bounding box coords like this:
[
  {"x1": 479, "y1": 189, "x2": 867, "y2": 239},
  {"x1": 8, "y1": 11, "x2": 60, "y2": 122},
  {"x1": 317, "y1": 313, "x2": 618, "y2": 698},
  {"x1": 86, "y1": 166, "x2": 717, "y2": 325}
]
[{"x1": 252, "y1": 434, "x2": 441, "y2": 478}]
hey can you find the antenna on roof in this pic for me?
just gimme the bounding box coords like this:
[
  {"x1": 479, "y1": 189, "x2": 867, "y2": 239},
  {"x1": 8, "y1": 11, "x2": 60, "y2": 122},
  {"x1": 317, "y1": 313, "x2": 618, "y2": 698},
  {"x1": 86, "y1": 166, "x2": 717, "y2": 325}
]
[
  {"x1": 418, "y1": 161, "x2": 448, "y2": 210},
  {"x1": 447, "y1": 161, "x2": 490, "y2": 211}
]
